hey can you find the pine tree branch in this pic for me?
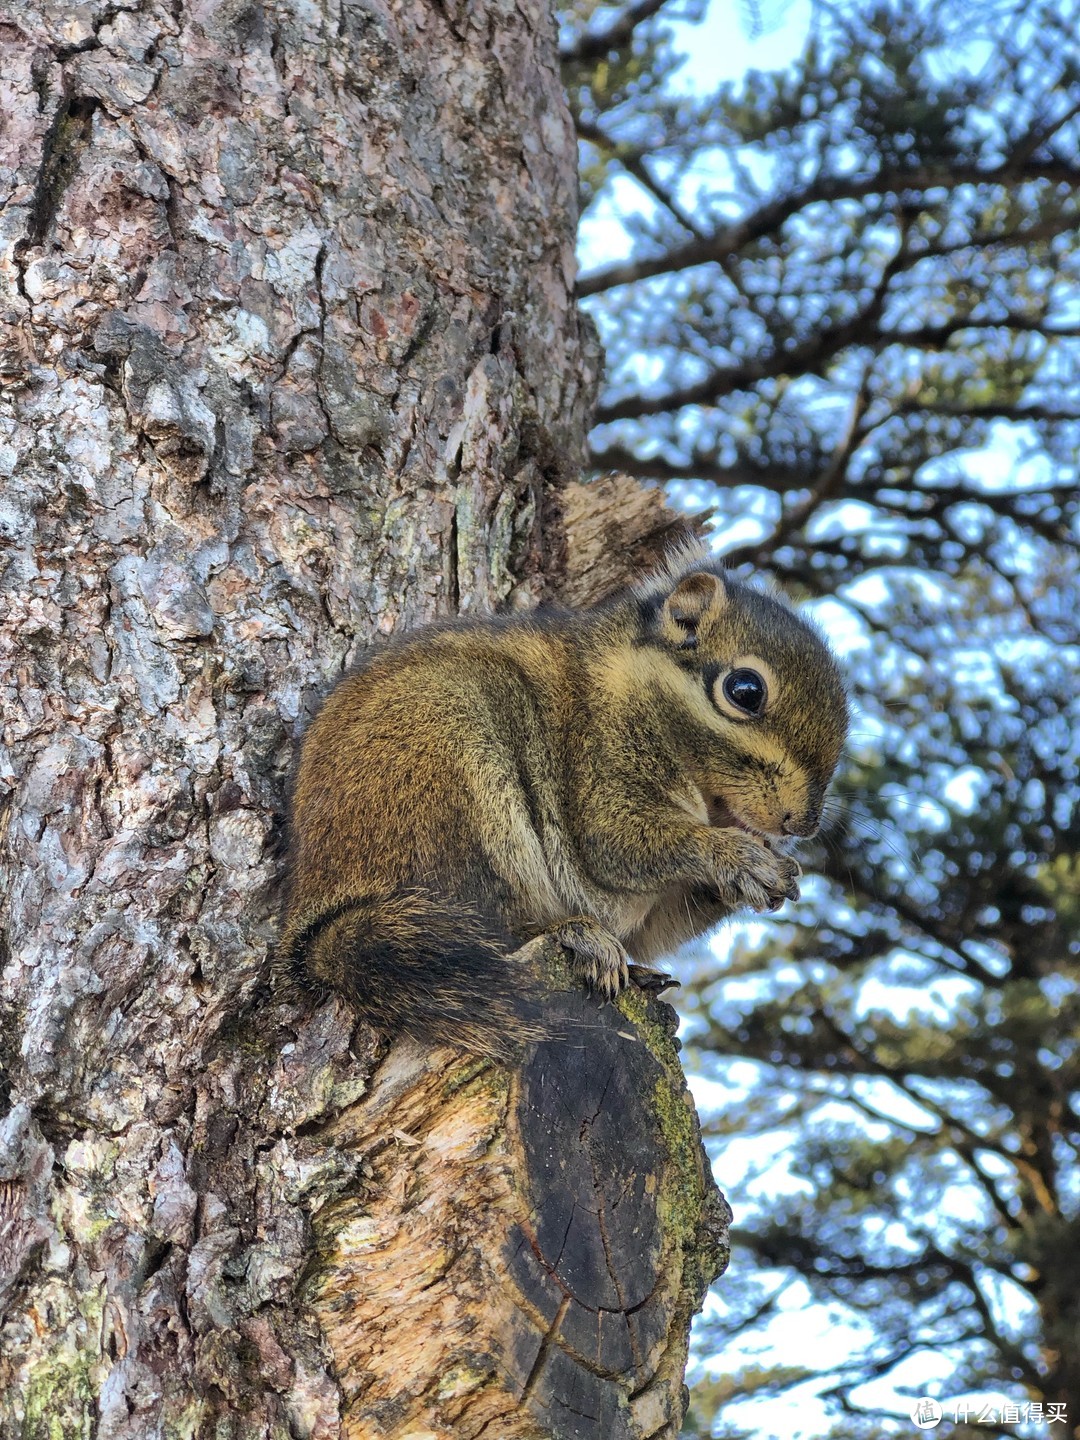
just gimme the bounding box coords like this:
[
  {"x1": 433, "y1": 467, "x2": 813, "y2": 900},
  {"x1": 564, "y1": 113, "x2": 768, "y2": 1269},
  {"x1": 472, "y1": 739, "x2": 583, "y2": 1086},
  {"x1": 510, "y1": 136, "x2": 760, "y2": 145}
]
[
  {"x1": 576, "y1": 117, "x2": 708, "y2": 241},
  {"x1": 718, "y1": 364, "x2": 874, "y2": 567},
  {"x1": 594, "y1": 255, "x2": 1080, "y2": 426},
  {"x1": 924, "y1": 1242, "x2": 1043, "y2": 1389},
  {"x1": 820, "y1": 1081, "x2": 1023, "y2": 1240},
  {"x1": 894, "y1": 401, "x2": 1080, "y2": 424},
  {"x1": 1005, "y1": 93, "x2": 1080, "y2": 174},
  {"x1": 806, "y1": 1011, "x2": 1065, "y2": 1225},
  {"x1": 822, "y1": 874, "x2": 1009, "y2": 991},
  {"x1": 585, "y1": 446, "x2": 808, "y2": 492},
  {"x1": 578, "y1": 158, "x2": 1080, "y2": 298},
  {"x1": 559, "y1": 0, "x2": 673, "y2": 64}
]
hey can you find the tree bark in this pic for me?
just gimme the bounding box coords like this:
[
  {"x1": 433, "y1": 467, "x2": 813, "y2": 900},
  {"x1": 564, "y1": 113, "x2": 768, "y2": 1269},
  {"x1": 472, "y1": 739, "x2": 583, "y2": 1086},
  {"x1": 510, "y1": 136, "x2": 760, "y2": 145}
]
[{"x1": 0, "y1": 0, "x2": 728, "y2": 1435}]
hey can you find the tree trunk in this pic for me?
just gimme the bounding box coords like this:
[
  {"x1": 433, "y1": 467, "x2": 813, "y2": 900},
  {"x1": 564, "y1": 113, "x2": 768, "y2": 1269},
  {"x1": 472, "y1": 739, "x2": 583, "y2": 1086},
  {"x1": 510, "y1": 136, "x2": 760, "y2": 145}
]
[{"x1": 0, "y1": 0, "x2": 728, "y2": 1434}]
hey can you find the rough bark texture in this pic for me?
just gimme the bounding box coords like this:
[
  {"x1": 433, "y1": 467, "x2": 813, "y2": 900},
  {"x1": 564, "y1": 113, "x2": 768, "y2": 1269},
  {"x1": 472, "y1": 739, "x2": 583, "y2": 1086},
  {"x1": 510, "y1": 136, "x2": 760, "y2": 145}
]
[
  {"x1": 554, "y1": 474, "x2": 709, "y2": 609},
  {"x1": 0, "y1": 0, "x2": 728, "y2": 1435}
]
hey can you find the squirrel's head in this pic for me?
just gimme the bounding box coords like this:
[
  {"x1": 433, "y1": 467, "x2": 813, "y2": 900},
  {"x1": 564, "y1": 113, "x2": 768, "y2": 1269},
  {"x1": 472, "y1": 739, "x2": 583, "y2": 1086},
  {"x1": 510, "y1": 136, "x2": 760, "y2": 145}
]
[{"x1": 630, "y1": 555, "x2": 850, "y2": 840}]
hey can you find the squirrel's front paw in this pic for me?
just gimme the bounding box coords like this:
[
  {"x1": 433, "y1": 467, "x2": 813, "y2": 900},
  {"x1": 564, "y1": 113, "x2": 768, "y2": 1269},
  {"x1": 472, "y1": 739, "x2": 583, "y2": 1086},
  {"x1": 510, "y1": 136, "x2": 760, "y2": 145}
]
[
  {"x1": 710, "y1": 834, "x2": 801, "y2": 913},
  {"x1": 549, "y1": 916, "x2": 631, "y2": 1001}
]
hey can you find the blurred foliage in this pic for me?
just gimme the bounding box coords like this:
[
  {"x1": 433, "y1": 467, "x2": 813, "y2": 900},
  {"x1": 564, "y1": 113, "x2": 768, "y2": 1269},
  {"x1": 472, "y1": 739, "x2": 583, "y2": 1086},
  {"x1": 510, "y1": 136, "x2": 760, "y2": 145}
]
[{"x1": 559, "y1": 0, "x2": 1080, "y2": 1434}]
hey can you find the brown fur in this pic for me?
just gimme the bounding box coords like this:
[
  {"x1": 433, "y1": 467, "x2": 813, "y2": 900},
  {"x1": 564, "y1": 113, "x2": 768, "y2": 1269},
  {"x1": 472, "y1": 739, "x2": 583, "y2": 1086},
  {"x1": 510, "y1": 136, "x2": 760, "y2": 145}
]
[{"x1": 279, "y1": 551, "x2": 849, "y2": 1056}]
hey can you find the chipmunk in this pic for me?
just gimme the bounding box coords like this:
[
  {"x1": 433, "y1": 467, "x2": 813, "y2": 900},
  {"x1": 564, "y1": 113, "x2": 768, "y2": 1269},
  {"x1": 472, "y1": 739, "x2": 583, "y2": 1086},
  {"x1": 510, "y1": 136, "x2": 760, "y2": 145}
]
[{"x1": 279, "y1": 547, "x2": 849, "y2": 1055}]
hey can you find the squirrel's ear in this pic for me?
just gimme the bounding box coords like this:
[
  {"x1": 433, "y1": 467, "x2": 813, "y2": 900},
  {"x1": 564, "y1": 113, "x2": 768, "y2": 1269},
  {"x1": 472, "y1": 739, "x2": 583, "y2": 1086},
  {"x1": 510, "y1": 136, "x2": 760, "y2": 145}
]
[{"x1": 658, "y1": 571, "x2": 727, "y2": 649}]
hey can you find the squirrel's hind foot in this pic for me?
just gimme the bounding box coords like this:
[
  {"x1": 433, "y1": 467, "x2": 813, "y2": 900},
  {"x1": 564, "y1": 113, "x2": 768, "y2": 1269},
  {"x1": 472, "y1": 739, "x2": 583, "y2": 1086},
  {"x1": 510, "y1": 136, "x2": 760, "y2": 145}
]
[{"x1": 547, "y1": 916, "x2": 631, "y2": 1002}]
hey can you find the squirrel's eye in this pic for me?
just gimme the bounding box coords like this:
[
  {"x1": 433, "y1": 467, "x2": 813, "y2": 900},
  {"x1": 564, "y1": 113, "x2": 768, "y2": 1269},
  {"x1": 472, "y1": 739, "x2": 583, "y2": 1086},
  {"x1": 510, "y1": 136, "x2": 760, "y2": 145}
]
[{"x1": 722, "y1": 668, "x2": 767, "y2": 716}]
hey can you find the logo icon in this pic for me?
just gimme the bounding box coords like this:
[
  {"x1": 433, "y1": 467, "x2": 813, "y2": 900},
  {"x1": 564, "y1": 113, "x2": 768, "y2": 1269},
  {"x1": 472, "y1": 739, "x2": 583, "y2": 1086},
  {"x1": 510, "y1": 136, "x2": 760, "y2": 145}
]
[{"x1": 911, "y1": 1398, "x2": 942, "y2": 1429}]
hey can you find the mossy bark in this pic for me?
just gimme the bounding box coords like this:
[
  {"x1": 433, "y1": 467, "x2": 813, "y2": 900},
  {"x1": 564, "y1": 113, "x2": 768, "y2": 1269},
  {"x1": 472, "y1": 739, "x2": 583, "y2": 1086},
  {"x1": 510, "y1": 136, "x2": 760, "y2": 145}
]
[{"x1": 0, "y1": 0, "x2": 727, "y2": 1433}]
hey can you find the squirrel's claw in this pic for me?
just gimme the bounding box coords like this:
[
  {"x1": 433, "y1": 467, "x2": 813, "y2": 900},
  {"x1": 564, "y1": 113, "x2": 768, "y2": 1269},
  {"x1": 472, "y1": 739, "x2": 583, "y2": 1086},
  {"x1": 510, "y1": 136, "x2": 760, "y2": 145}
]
[{"x1": 628, "y1": 962, "x2": 679, "y2": 995}]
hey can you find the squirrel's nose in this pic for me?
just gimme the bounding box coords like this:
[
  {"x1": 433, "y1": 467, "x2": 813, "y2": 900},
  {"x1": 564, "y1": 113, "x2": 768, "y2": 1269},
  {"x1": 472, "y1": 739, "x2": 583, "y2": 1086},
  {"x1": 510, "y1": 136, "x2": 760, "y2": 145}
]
[{"x1": 782, "y1": 807, "x2": 819, "y2": 838}]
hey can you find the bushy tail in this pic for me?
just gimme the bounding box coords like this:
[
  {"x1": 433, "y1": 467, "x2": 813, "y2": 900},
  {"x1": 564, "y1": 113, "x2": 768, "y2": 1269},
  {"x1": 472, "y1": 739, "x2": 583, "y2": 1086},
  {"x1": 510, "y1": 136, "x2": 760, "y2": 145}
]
[{"x1": 278, "y1": 887, "x2": 550, "y2": 1059}]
